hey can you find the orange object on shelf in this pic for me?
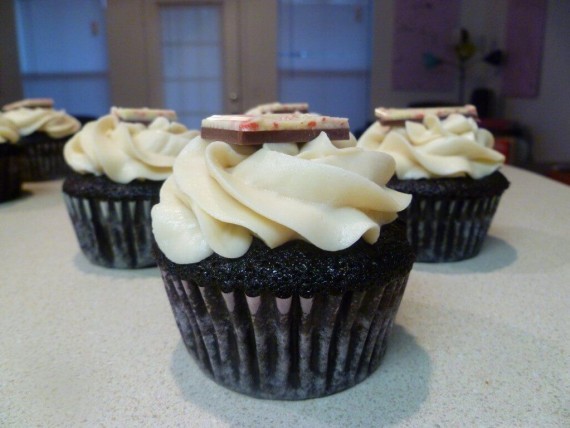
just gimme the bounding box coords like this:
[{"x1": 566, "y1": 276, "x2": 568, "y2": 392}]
[{"x1": 494, "y1": 136, "x2": 516, "y2": 164}]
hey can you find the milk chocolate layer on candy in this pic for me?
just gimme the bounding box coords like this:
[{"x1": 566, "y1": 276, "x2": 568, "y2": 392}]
[
  {"x1": 111, "y1": 106, "x2": 177, "y2": 123},
  {"x1": 3, "y1": 98, "x2": 54, "y2": 111},
  {"x1": 376, "y1": 105, "x2": 478, "y2": 126},
  {"x1": 201, "y1": 113, "x2": 349, "y2": 145},
  {"x1": 202, "y1": 127, "x2": 350, "y2": 145}
]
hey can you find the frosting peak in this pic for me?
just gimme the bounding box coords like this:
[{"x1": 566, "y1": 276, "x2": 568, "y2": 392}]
[
  {"x1": 358, "y1": 113, "x2": 505, "y2": 179},
  {"x1": 3, "y1": 107, "x2": 80, "y2": 139},
  {"x1": 0, "y1": 116, "x2": 19, "y2": 144},
  {"x1": 152, "y1": 132, "x2": 411, "y2": 264},
  {"x1": 64, "y1": 114, "x2": 199, "y2": 183}
]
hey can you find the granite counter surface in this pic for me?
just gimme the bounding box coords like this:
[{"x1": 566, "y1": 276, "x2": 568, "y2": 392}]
[{"x1": 1, "y1": 166, "x2": 568, "y2": 427}]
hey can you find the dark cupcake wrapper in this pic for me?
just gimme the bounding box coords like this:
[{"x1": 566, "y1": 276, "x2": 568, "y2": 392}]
[
  {"x1": 19, "y1": 135, "x2": 73, "y2": 181},
  {"x1": 399, "y1": 193, "x2": 504, "y2": 262},
  {"x1": 0, "y1": 144, "x2": 22, "y2": 202},
  {"x1": 63, "y1": 193, "x2": 157, "y2": 268},
  {"x1": 158, "y1": 261, "x2": 410, "y2": 400},
  {"x1": 389, "y1": 171, "x2": 510, "y2": 263}
]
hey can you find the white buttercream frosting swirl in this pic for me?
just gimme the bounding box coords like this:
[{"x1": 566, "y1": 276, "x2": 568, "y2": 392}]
[
  {"x1": 0, "y1": 116, "x2": 19, "y2": 144},
  {"x1": 3, "y1": 107, "x2": 80, "y2": 139},
  {"x1": 152, "y1": 132, "x2": 411, "y2": 264},
  {"x1": 357, "y1": 113, "x2": 505, "y2": 179},
  {"x1": 64, "y1": 114, "x2": 199, "y2": 183}
]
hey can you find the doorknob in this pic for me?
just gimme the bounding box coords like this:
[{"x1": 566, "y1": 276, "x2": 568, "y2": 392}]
[{"x1": 228, "y1": 92, "x2": 239, "y2": 102}]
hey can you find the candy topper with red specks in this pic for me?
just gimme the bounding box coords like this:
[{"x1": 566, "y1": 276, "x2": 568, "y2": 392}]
[{"x1": 201, "y1": 113, "x2": 349, "y2": 145}]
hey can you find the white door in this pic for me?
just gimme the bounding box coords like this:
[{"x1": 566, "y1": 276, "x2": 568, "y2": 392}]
[{"x1": 145, "y1": 0, "x2": 241, "y2": 129}]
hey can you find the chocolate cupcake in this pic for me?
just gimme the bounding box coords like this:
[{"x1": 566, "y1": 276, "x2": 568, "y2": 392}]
[
  {"x1": 62, "y1": 107, "x2": 199, "y2": 269},
  {"x1": 358, "y1": 105, "x2": 509, "y2": 262},
  {"x1": 0, "y1": 116, "x2": 22, "y2": 202},
  {"x1": 152, "y1": 113, "x2": 414, "y2": 399},
  {"x1": 2, "y1": 98, "x2": 81, "y2": 181}
]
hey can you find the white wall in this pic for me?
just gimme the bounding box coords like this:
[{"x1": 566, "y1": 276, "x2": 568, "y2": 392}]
[
  {"x1": 371, "y1": 0, "x2": 569, "y2": 163},
  {"x1": 504, "y1": 1, "x2": 570, "y2": 163},
  {"x1": 3, "y1": 0, "x2": 567, "y2": 163}
]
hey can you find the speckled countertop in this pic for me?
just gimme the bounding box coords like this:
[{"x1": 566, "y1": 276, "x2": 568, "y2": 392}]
[{"x1": 1, "y1": 166, "x2": 568, "y2": 427}]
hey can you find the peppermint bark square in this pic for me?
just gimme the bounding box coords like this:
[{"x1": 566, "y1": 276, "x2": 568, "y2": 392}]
[
  {"x1": 201, "y1": 113, "x2": 349, "y2": 145},
  {"x1": 111, "y1": 107, "x2": 177, "y2": 124},
  {"x1": 375, "y1": 105, "x2": 478, "y2": 126}
]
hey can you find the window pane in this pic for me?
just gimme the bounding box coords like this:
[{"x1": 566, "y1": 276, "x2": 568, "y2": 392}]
[
  {"x1": 16, "y1": 0, "x2": 108, "y2": 74},
  {"x1": 22, "y1": 75, "x2": 109, "y2": 118},
  {"x1": 160, "y1": 5, "x2": 223, "y2": 129},
  {"x1": 15, "y1": 0, "x2": 109, "y2": 117},
  {"x1": 278, "y1": 0, "x2": 373, "y2": 131}
]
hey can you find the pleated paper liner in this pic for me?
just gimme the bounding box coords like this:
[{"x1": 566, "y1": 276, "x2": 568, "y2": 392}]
[
  {"x1": 389, "y1": 171, "x2": 510, "y2": 262},
  {"x1": 158, "y1": 261, "x2": 411, "y2": 400},
  {"x1": 63, "y1": 194, "x2": 157, "y2": 268},
  {"x1": 402, "y1": 194, "x2": 504, "y2": 262},
  {"x1": 18, "y1": 135, "x2": 72, "y2": 181}
]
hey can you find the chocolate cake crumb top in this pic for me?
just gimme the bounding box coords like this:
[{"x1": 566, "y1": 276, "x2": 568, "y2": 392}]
[
  {"x1": 154, "y1": 221, "x2": 415, "y2": 298},
  {"x1": 63, "y1": 171, "x2": 163, "y2": 200},
  {"x1": 388, "y1": 170, "x2": 510, "y2": 198}
]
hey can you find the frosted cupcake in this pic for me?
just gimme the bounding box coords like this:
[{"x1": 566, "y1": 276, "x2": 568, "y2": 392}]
[
  {"x1": 2, "y1": 98, "x2": 81, "y2": 181},
  {"x1": 0, "y1": 116, "x2": 22, "y2": 202},
  {"x1": 62, "y1": 107, "x2": 199, "y2": 268},
  {"x1": 152, "y1": 113, "x2": 414, "y2": 399},
  {"x1": 358, "y1": 105, "x2": 509, "y2": 262}
]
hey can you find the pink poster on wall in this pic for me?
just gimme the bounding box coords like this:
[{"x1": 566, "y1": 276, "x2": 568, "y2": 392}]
[
  {"x1": 392, "y1": 0, "x2": 461, "y2": 92},
  {"x1": 503, "y1": 0, "x2": 548, "y2": 98}
]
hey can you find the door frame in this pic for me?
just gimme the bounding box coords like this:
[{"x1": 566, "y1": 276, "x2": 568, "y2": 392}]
[
  {"x1": 106, "y1": 0, "x2": 278, "y2": 113},
  {"x1": 144, "y1": 0, "x2": 242, "y2": 113},
  {"x1": 0, "y1": 1, "x2": 23, "y2": 106}
]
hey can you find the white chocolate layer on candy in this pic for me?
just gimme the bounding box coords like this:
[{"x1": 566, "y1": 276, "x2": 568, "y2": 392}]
[
  {"x1": 358, "y1": 112, "x2": 504, "y2": 180},
  {"x1": 64, "y1": 114, "x2": 198, "y2": 183},
  {"x1": 111, "y1": 106, "x2": 177, "y2": 123},
  {"x1": 376, "y1": 105, "x2": 478, "y2": 125},
  {"x1": 245, "y1": 102, "x2": 309, "y2": 115},
  {"x1": 202, "y1": 113, "x2": 348, "y2": 132},
  {"x1": 151, "y1": 132, "x2": 411, "y2": 264}
]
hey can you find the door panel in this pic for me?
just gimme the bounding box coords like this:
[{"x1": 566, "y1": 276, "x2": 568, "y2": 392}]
[{"x1": 146, "y1": 0, "x2": 241, "y2": 128}]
